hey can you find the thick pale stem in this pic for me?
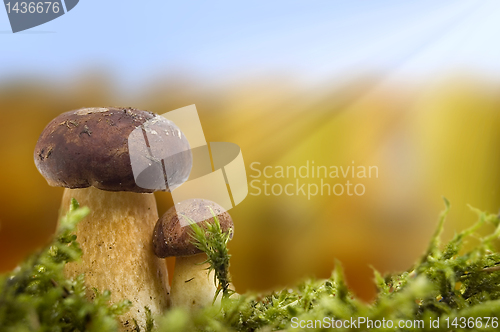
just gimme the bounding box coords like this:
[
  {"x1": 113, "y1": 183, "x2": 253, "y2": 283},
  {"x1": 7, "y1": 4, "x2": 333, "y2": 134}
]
[
  {"x1": 170, "y1": 253, "x2": 220, "y2": 309},
  {"x1": 60, "y1": 187, "x2": 169, "y2": 331}
]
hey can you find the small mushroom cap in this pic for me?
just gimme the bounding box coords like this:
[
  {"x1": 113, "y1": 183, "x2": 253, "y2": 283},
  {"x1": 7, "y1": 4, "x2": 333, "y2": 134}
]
[
  {"x1": 153, "y1": 199, "x2": 234, "y2": 258},
  {"x1": 34, "y1": 107, "x2": 192, "y2": 193}
]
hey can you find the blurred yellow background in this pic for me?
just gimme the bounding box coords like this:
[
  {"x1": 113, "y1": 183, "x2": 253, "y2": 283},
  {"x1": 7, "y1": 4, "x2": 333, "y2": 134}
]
[{"x1": 1, "y1": 73, "x2": 499, "y2": 301}]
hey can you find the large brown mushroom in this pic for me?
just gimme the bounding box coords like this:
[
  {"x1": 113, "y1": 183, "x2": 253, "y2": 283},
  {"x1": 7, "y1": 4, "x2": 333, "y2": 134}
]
[
  {"x1": 34, "y1": 107, "x2": 192, "y2": 330},
  {"x1": 153, "y1": 198, "x2": 234, "y2": 309}
]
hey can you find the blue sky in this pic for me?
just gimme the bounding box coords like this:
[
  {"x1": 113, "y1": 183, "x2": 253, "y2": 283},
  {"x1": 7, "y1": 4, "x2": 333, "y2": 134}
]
[{"x1": 1, "y1": 0, "x2": 500, "y2": 88}]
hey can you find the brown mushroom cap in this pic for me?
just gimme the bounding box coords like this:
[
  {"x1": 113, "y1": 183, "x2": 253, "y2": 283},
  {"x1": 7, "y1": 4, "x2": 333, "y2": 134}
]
[
  {"x1": 153, "y1": 198, "x2": 234, "y2": 258},
  {"x1": 34, "y1": 107, "x2": 192, "y2": 193}
]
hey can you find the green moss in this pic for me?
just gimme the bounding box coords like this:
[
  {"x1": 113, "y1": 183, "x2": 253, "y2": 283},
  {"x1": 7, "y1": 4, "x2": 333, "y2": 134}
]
[
  {"x1": 186, "y1": 210, "x2": 235, "y2": 302},
  {"x1": 3, "y1": 198, "x2": 500, "y2": 331},
  {"x1": 159, "y1": 198, "x2": 500, "y2": 331},
  {"x1": 0, "y1": 199, "x2": 132, "y2": 332}
]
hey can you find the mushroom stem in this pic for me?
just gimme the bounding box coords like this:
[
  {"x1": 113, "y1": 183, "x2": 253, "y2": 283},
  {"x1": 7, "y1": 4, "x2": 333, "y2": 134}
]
[
  {"x1": 170, "y1": 253, "x2": 219, "y2": 309},
  {"x1": 60, "y1": 187, "x2": 169, "y2": 331}
]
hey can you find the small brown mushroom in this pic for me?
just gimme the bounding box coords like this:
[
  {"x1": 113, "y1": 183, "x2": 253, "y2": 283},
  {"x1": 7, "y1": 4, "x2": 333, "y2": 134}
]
[
  {"x1": 34, "y1": 107, "x2": 192, "y2": 330},
  {"x1": 153, "y1": 198, "x2": 234, "y2": 309}
]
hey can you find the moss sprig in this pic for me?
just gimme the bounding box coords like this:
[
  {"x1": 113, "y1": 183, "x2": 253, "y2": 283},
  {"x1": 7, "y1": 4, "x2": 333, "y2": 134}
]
[{"x1": 186, "y1": 209, "x2": 235, "y2": 303}]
